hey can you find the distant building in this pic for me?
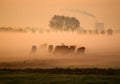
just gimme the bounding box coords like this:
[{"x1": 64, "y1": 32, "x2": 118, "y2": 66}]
[{"x1": 95, "y1": 22, "x2": 104, "y2": 30}]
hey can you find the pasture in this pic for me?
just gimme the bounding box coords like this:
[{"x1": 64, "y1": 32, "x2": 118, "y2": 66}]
[{"x1": 0, "y1": 68, "x2": 120, "y2": 84}]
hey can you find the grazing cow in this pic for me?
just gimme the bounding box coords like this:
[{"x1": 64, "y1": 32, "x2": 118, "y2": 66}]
[
  {"x1": 53, "y1": 45, "x2": 68, "y2": 55},
  {"x1": 76, "y1": 47, "x2": 85, "y2": 55},
  {"x1": 48, "y1": 45, "x2": 53, "y2": 53},
  {"x1": 31, "y1": 45, "x2": 37, "y2": 56},
  {"x1": 69, "y1": 45, "x2": 76, "y2": 54},
  {"x1": 38, "y1": 43, "x2": 48, "y2": 55},
  {"x1": 53, "y1": 45, "x2": 76, "y2": 55}
]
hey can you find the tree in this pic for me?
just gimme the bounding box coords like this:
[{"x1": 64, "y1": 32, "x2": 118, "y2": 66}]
[{"x1": 49, "y1": 15, "x2": 80, "y2": 31}]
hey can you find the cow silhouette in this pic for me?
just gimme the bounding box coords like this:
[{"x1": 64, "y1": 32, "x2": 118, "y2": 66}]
[
  {"x1": 30, "y1": 44, "x2": 85, "y2": 56},
  {"x1": 48, "y1": 45, "x2": 53, "y2": 53},
  {"x1": 31, "y1": 45, "x2": 37, "y2": 56},
  {"x1": 69, "y1": 45, "x2": 76, "y2": 54},
  {"x1": 53, "y1": 45, "x2": 76, "y2": 55},
  {"x1": 38, "y1": 43, "x2": 48, "y2": 55},
  {"x1": 76, "y1": 47, "x2": 85, "y2": 55}
]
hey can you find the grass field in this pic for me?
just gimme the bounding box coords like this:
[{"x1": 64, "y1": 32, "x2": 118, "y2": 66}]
[{"x1": 0, "y1": 69, "x2": 120, "y2": 84}]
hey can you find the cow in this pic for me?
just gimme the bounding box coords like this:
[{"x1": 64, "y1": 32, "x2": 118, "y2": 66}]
[
  {"x1": 53, "y1": 45, "x2": 76, "y2": 55},
  {"x1": 69, "y1": 45, "x2": 76, "y2": 54},
  {"x1": 48, "y1": 45, "x2": 53, "y2": 53},
  {"x1": 53, "y1": 45, "x2": 68, "y2": 55},
  {"x1": 38, "y1": 43, "x2": 48, "y2": 55},
  {"x1": 76, "y1": 47, "x2": 85, "y2": 55},
  {"x1": 31, "y1": 45, "x2": 37, "y2": 56}
]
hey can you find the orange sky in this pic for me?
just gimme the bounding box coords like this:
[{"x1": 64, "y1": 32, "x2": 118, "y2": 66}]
[{"x1": 0, "y1": 0, "x2": 120, "y2": 29}]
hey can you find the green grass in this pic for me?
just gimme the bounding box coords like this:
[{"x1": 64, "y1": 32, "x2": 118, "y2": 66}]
[{"x1": 0, "y1": 71, "x2": 120, "y2": 84}]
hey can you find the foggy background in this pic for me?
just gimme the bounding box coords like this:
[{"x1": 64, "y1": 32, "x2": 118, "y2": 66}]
[{"x1": 0, "y1": 31, "x2": 120, "y2": 69}]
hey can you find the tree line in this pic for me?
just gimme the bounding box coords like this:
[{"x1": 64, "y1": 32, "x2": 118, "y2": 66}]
[{"x1": 49, "y1": 15, "x2": 80, "y2": 31}]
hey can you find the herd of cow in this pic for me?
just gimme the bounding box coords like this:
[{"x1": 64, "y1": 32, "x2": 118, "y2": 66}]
[{"x1": 31, "y1": 44, "x2": 86, "y2": 56}]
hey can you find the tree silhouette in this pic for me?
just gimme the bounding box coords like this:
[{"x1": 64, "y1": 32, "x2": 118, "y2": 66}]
[{"x1": 49, "y1": 15, "x2": 80, "y2": 31}]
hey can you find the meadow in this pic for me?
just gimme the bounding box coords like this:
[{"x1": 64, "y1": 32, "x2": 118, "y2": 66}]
[{"x1": 0, "y1": 68, "x2": 120, "y2": 84}]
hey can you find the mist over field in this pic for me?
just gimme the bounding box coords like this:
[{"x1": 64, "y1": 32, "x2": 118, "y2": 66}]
[
  {"x1": 0, "y1": 31, "x2": 120, "y2": 69},
  {"x1": 0, "y1": 1, "x2": 120, "y2": 84}
]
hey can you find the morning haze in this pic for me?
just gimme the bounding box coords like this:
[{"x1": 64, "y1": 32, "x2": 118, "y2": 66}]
[{"x1": 0, "y1": 0, "x2": 120, "y2": 69}]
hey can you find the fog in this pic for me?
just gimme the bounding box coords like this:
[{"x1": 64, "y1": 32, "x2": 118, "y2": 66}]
[{"x1": 0, "y1": 32, "x2": 120, "y2": 68}]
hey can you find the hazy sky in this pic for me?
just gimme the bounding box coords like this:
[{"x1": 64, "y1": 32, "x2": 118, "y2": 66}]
[{"x1": 0, "y1": 0, "x2": 120, "y2": 29}]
